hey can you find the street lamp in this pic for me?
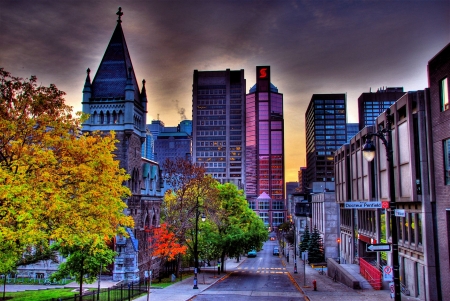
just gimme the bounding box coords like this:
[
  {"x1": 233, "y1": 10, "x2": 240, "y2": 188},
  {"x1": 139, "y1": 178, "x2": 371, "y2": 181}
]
[
  {"x1": 292, "y1": 220, "x2": 298, "y2": 274},
  {"x1": 362, "y1": 108, "x2": 401, "y2": 301},
  {"x1": 193, "y1": 208, "x2": 206, "y2": 289}
]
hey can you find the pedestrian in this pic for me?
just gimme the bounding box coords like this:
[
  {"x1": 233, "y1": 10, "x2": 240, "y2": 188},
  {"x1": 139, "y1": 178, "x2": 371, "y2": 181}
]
[{"x1": 218, "y1": 260, "x2": 221, "y2": 275}]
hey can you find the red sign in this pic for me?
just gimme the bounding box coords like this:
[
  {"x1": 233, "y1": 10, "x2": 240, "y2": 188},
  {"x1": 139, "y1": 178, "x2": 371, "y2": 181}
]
[
  {"x1": 382, "y1": 201, "x2": 390, "y2": 209},
  {"x1": 259, "y1": 67, "x2": 268, "y2": 78}
]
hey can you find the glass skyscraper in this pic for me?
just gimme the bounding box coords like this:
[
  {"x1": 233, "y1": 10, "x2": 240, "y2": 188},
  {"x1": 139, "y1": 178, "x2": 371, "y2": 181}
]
[
  {"x1": 357, "y1": 87, "x2": 405, "y2": 129},
  {"x1": 245, "y1": 66, "x2": 285, "y2": 228},
  {"x1": 305, "y1": 94, "x2": 347, "y2": 186}
]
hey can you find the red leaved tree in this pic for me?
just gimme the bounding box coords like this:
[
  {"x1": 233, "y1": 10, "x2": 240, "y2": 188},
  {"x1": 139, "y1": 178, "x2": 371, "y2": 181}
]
[{"x1": 144, "y1": 223, "x2": 187, "y2": 301}]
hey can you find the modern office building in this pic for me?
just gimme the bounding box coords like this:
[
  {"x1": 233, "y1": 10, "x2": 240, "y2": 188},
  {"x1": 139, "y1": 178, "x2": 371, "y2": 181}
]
[
  {"x1": 297, "y1": 166, "x2": 308, "y2": 193},
  {"x1": 146, "y1": 119, "x2": 192, "y2": 164},
  {"x1": 305, "y1": 93, "x2": 347, "y2": 186},
  {"x1": 357, "y1": 87, "x2": 405, "y2": 130},
  {"x1": 346, "y1": 123, "x2": 359, "y2": 143},
  {"x1": 426, "y1": 42, "x2": 450, "y2": 300},
  {"x1": 245, "y1": 66, "x2": 286, "y2": 228},
  {"x1": 154, "y1": 130, "x2": 191, "y2": 164},
  {"x1": 192, "y1": 69, "x2": 246, "y2": 189}
]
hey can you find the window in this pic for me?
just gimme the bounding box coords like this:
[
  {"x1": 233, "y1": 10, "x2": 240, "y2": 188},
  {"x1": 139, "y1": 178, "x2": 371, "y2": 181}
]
[
  {"x1": 444, "y1": 139, "x2": 450, "y2": 185},
  {"x1": 441, "y1": 77, "x2": 449, "y2": 111}
]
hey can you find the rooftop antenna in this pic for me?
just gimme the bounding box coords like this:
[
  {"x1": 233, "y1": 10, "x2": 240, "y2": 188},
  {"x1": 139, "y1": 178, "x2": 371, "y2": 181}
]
[{"x1": 157, "y1": 114, "x2": 160, "y2": 120}]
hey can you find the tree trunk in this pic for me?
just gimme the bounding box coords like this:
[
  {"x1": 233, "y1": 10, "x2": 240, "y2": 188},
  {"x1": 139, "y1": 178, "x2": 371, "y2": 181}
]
[
  {"x1": 221, "y1": 252, "x2": 226, "y2": 273},
  {"x1": 79, "y1": 258, "x2": 84, "y2": 301}
]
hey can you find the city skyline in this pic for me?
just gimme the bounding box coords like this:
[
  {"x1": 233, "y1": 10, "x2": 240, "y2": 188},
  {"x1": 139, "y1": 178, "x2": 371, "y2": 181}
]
[{"x1": 2, "y1": 0, "x2": 449, "y2": 181}]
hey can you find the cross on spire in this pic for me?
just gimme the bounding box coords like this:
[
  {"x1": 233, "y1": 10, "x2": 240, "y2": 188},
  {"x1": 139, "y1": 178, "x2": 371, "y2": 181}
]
[{"x1": 116, "y1": 7, "x2": 123, "y2": 23}]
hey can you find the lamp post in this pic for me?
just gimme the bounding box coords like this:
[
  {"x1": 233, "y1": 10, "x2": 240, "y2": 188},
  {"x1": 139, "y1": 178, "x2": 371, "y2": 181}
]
[
  {"x1": 193, "y1": 207, "x2": 206, "y2": 290},
  {"x1": 293, "y1": 220, "x2": 297, "y2": 273},
  {"x1": 362, "y1": 108, "x2": 400, "y2": 301}
]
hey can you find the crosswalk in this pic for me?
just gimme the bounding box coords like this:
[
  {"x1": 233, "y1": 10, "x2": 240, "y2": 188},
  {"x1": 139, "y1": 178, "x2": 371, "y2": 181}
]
[{"x1": 235, "y1": 267, "x2": 288, "y2": 274}]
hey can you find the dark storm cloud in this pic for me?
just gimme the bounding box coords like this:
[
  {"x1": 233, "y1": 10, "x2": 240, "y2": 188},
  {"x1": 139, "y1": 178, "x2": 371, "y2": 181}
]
[{"x1": 1, "y1": 0, "x2": 449, "y2": 180}]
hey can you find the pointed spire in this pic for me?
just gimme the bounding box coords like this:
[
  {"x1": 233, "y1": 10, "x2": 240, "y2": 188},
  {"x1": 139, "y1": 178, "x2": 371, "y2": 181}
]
[
  {"x1": 83, "y1": 68, "x2": 91, "y2": 93},
  {"x1": 141, "y1": 79, "x2": 146, "y2": 95},
  {"x1": 116, "y1": 7, "x2": 123, "y2": 23}
]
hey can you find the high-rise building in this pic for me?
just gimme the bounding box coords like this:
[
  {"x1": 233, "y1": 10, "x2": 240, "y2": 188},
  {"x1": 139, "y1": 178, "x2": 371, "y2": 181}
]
[
  {"x1": 357, "y1": 87, "x2": 405, "y2": 130},
  {"x1": 192, "y1": 69, "x2": 246, "y2": 189},
  {"x1": 346, "y1": 123, "x2": 359, "y2": 143},
  {"x1": 298, "y1": 166, "x2": 307, "y2": 193},
  {"x1": 245, "y1": 66, "x2": 285, "y2": 228},
  {"x1": 305, "y1": 93, "x2": 347, "y2": 186}
]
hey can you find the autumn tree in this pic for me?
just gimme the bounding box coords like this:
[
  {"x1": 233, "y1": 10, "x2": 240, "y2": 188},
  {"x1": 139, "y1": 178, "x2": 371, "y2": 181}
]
[
  {"x1": 161, "y1": 158, "x2": 220, "y2": 275},
  {"x1": 0, "y1": 69, "x2": 133, "y2": 275},
  {"x1": 144, "y1": 223, "x2": 187, "y2": 301}
]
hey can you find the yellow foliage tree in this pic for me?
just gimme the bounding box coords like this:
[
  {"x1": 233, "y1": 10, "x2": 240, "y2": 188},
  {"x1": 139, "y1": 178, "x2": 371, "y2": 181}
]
[{"x1": 0, "y1": 69, "x2": 133, "y2": 274}]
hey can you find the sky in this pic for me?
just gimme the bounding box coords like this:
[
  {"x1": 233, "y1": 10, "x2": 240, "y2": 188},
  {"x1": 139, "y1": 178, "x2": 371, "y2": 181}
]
[{"x1": 1, "y1": 0, "x2": 449, "y2": 182}]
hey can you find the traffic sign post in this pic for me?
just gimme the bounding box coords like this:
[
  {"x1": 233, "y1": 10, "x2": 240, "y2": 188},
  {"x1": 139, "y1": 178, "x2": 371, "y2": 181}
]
[
  {"x1": 366, "y1": 243, "x2": 391, "y2": 252},
  {"x1": 383, "y1": 266, "x2": 393, "y2": 281}
]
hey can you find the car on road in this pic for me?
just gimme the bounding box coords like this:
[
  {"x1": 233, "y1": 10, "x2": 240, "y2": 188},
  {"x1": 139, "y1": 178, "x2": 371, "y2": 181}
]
[
  {"x1": 270, "y1": 237, "x2": 275, "y2": 241},
  {"x1": 273, "y1": 247, "x2": 279, "y2": 256},
  {"x1": 247, "y1": 249, "x2": 257, "y2": 257}
]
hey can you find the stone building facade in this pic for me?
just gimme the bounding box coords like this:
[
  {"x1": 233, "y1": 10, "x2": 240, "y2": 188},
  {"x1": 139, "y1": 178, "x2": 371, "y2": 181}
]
[{"x1": 81, "y1": 9, "x2": 163, "y2": 282}]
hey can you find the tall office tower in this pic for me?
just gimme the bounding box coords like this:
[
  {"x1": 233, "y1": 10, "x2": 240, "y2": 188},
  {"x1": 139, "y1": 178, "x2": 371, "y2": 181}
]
[
  {"x1": 245, "y1": 66, "x2": 285, "y2": 228},
  {"x1": 357, "y1": 87, "x2": 405, "y2": 129},
  {"x1": 298, "y1": 166, "x2": 307, "y2": 193},
  {"x1": 346, "y1": 123, "x2": 359, "y2": 143},
  {"x1": 154, "y1": 129, "x2": 191, "y2": 164},
  {"x1": 192, "y1": 69, "x2": 246, "y2": 188},
  {"x1": 305, "y1": 94, "x2": 347, "y2": 188}
]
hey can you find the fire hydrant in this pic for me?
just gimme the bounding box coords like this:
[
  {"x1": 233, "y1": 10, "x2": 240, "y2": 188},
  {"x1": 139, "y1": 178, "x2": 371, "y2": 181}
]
[{"x1": 313, "y1": 279, "x2": 317, "y2": 291}]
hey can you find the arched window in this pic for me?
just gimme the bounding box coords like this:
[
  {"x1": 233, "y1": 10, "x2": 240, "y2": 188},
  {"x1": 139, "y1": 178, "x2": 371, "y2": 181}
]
[
  {"x1": 106, "y1": 111, "x2": 111, "y2": 124},
  {"x1": 112, "y1": 111, "x2": 118, "y2": 124},
  {"x1": 100, "y1": 111, "x2": 104, "y2": 124}
]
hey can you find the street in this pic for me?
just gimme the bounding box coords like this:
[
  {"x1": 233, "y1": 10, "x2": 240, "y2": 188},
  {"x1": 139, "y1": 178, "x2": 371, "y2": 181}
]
[{"x1": 193, "y1": 240, "x2": 304, "y2": 300}]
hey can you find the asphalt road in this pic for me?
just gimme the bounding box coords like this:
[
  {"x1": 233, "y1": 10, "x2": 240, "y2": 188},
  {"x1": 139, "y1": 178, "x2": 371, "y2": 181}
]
[{"x1": 194, "y1": 240, "x2": 304, "y2": 301}]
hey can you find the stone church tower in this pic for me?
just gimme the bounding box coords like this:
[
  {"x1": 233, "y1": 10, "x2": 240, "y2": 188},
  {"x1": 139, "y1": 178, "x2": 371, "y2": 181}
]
[{"x1": 82, "y1": 8, "x2": 162, "y2": 282}]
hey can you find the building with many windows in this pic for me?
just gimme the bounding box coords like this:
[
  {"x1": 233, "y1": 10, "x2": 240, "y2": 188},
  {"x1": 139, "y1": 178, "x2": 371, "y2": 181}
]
[
  {"x1": 426, "y1": 42, "x2": 450, "y2": 300},
  {"x1": 245, "y1": 66, "x2": 285, "y2": 228},
  {"x1": 346, "y1": 123, "x2": 359, "y2": 143},
  {"x1": 192, "y1": 69, "x2": 246, "y2": 189},
  {"x1": 357, "y1": 87, "x2": 405, "y2": 130},
  {"x1": 305, "y1": 93, "x2": 347, "y2": 186}
]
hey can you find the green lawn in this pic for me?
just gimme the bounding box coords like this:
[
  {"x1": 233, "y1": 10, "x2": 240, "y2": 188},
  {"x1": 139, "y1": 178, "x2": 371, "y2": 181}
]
[
  {"x1": 1, "y1": 272, "x2": 195, "y2": 300},
  {"x1": 0, "y1": 288, "x2": 76, "y2": 301}
]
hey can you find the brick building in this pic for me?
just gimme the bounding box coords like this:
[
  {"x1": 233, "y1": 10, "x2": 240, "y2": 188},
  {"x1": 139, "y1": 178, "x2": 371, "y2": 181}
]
[{"x1": 426, "y1": 42, "x2": 450, "y2": 301}]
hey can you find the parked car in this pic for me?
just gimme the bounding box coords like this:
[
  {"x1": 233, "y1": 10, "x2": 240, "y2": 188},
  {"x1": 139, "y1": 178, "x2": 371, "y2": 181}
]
[
  {"x1": 273, "y1": 247, "x2": 280, "y2": 256},
  {"x1": 247, "y1": 249, "x2": 257, "y2": 257},
  {"x1": 270, "y1": 237, "x2": 275, "y2": 241}
]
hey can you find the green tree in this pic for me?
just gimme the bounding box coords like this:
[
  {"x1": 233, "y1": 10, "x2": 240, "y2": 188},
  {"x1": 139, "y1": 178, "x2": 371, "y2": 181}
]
[
  {"x1": 0, "y1": 69, "x2": 133, "y2": 275},
  {"x1": 212, "y1": 183, "x2": 268, "y2": 271},
  {"x1": 50, "y1": 240, "x2": 116, "y2": 301},
  {"x1": 299, "y1": 224, "x2": 310, "y2": 254},
  {"x1": 308, "y1": 225, "x2": 325, "y2": 263}
]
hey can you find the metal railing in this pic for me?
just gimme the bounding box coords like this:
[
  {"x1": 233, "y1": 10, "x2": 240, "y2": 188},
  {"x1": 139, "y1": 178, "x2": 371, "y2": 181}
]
[{"x1": 47, "y1": 280, "x2": 148, "y2": 301}]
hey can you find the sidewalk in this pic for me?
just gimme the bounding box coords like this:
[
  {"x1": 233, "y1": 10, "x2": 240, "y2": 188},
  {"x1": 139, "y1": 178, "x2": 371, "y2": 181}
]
[
  {"x1": 280, "y1": 255, "x2": 421, "y2": 301},
  {"x1": 133, "y1": 257, "x2": 244, "y2": 301}
]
